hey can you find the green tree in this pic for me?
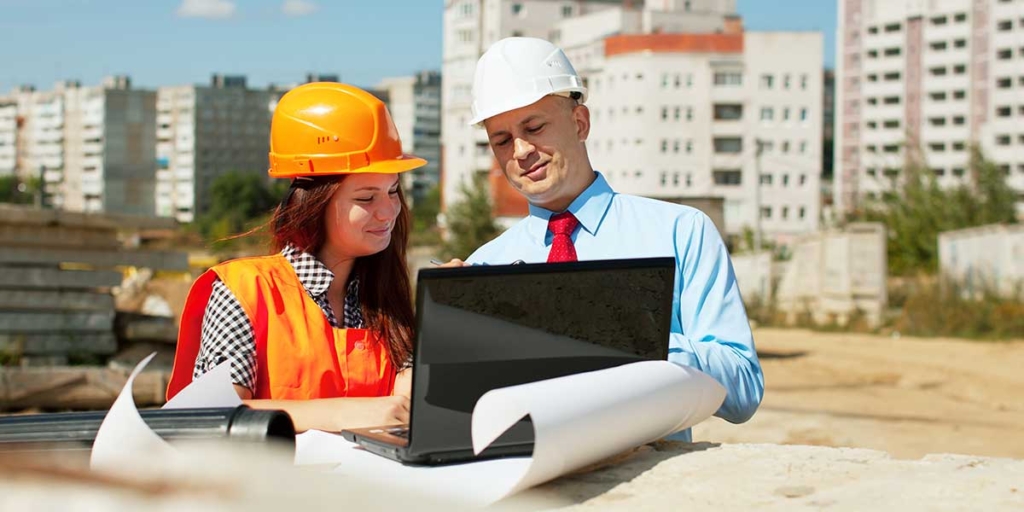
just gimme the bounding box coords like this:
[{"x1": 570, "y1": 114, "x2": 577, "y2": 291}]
[
  {"x1": 195, "y1": 171, "x2": 282, "y2": 247},
  {"x1": 440, "y1": 174, "x2": 500, "y2": 260},
  {"x1": 856, "y1": 147, "x2": 1017, "y2": 275},
  {"x1": 0, "y1": 175, "x2": 36, "y2": 204},
  {"x1": 410, "y1": 184, "x2": 442, "y2": 247}
]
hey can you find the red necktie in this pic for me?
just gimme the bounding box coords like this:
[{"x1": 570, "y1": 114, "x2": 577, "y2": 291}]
[{"x1": 547, "y1": 212, "x2": 579, "y2": 263}]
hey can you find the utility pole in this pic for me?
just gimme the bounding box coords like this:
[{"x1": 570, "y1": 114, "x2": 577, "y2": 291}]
[{"x1": 753, "y1": 138, "x2": 764, "y2": 253}]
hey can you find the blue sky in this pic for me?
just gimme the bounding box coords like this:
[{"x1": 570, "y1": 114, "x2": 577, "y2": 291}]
[{"x1": 0, "y1": 0, "x2": 836, "y2": 94}]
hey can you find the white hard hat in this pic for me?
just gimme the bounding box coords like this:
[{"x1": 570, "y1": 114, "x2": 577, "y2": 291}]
[{"x1": 469, "y1": 37, "x2": 588, "y2": 126}]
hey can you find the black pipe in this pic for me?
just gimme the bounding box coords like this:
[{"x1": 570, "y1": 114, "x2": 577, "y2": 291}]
[{"x1": 0, "y1": 406, "x2": 295, "y2": 455}]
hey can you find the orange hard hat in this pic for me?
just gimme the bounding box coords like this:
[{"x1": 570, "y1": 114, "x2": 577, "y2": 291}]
[{"x1": 268, "y1": 82, "x2": 427, "y2": 179}]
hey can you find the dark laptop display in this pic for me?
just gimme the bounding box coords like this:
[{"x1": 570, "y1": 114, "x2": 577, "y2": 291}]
[{"x1": 342, "y1": 257, "x2": 674, "y2": 465}]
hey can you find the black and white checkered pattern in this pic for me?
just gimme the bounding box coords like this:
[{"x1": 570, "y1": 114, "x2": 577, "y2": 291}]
[{"x1": 192, "y1": 245, "x2": 365, "y2": 390}]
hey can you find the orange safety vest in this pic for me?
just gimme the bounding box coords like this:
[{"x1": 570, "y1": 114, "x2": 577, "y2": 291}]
[{"x1": 167, "y1": 254, "x2": 396, "y2": 401}]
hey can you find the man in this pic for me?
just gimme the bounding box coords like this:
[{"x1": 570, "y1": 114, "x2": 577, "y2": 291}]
[{"x1": 461, "y1": 37, "x2": 763, "y2": 436}]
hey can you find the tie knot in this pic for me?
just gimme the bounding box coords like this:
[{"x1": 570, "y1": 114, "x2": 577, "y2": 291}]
[{"x1": 548, "y1": 212, "x2": 578, "y2": 236}]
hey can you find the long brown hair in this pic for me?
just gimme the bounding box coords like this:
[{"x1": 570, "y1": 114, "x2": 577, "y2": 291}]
[{"x1": 268, "y1": 175, "x2": 414, "y2": 369}]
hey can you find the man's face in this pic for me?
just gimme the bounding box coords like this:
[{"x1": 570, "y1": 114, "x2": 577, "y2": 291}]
[{"x1": 483, "y1": 95, "x2": 590, "y2": 211}]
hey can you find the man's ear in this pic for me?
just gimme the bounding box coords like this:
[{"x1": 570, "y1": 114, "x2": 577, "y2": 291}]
[{"x1": 573, "y1": 104, "x2": 591, "y2": 142}]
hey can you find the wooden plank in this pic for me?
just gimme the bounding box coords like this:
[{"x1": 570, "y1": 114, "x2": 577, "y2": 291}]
[
  {"x1": 0, "y1": 267, "x2": 123, "y2": 290},
  {"x1": 0, "y1": 367, "x2": 168, "y2": 410},
  {"x1": 0, "y1": 290, "x2": 115, "y2": 312},
  {"x1": 0, "y1": 247, "x2": 188, "y2": 271},
  {"x1": 0, "y1": 333, "x2": 118, "y2": 356},
  {"x1": 115, "y1": 313, "x2": 177, "y2": 343},
  {"x1": 0, "y1": 311, "x2": 114, "y2": 333},
  {"x1": 0, "y1": 204, "x2": 178, "y2": 231},
  {"x1": 0, "y1": 224, "x2": 120, "y2": 249}
]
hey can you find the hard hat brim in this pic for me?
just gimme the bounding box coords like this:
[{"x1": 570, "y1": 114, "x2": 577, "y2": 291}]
[{"x1": 268, "y1": 154, "x2": 428, "y2": 179}]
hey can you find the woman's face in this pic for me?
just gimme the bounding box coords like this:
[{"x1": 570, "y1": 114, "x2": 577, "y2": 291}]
[{"x1": 323, "y1": 173, "x2": 403, "y2": 259}]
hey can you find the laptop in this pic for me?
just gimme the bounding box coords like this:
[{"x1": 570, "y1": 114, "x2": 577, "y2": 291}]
[{"x1": 341, "y1": 257, "x2": 674, "y2": 465}]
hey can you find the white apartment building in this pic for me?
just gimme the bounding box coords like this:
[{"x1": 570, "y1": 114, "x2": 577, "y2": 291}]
[
  {"x1": 442, "y1": 0, "x2": 822, "y2": 239},
  {"x1": 0, "y1": 99, "x2": 17, "y2": 176},
  {"x1": 586, "y1": 31, "x2": 823, "y2": 236},
  {"x1": 156, "y1": 75, "x2": 273, "y2": 223},
  {"x1": 836, "y1": 0, "x2": 1024, "y2": 216},
  {"x1": 375, "y1": 71, "x2": 443, "y2": 203},
  {"x1": 5, "y1": 78, "x2": 157, "y2": 214}
]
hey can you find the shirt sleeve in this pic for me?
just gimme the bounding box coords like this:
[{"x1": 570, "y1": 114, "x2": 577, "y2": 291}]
[
  {"x1": 193, "y1": 278, "x2": 257, "y2": 391},
  {"x1": 669, "y1": 211, "x2": 765, "y2": 424}
]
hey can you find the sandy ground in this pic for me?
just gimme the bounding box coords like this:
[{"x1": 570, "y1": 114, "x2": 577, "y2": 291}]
[{"x1": 694, "y1": 328, "x2": 1024, "y2": 460}]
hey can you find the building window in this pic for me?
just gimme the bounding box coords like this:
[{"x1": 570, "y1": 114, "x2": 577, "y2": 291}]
[
  {"x1": 953, "y1": 90, "x2": 966, "y2": 100},
  {"x1": 953, "y1": 64, "x2": 967, "y2": 75},
  {"x1": 783, "y1": 74, "x2": 791, "y2": 89},
  {"x1": 930, "y1": 41, "x2": 947, "y2": 51},
  {"x1": 760, "y1": 74, "x2": 774, "y2": 89},
  {"x1": 661, "y1": 106, "x2": 668, "y2": 120},
  {"x1": 883, "y1": 144, "x2": 899, "y2": 153},
  {"x1": 953, "y1": 167, "x2": 965, "y2": 177},
  {"x1": 686, "y1": 74, "x2": 693, "y2": 87},
  {"x1": 661, "y1": 139, "x2": 668, "y2": 153},
  {"x1": 674, "y1": 74, "x2": 681, "y2": 88},
  {"x1": 760, "y1": 107, "x2": 774, "y2": 121},
  {"x1": 997, "y1": 19, "x2": 1013, "y2": 31},
  {"x1": 673, "y1": 140, "x2": 681, "y2": 153},
  {"x1": 783, "y1": 107, "x2": 790, "y2": 121},
  {"x1": 660, "y1": 171, "x2": 667, "y2": 186},
  {"x1": 686, "y1": 173, "x2": 693, "y2": 186},
  {"x1": 799, "y1": 108, "x2": 808, "y2": 121},
  {"x1": 685, "y1": 140, "x2": 693, "y2": 153},
  {"x1": 799, "y1": 207, "x2": 806, "y2": 219},
  {"x1": 952, "y1": 115, "x2": 966, "y2": 125},
  {"x1": 800, "y1": 74, "x2": 808, "y2": 90},
  {"x1": 930, "y1": 91, "x2": 947, "y2": 101},
  {"x1": 713, "y1": 72, "x2": 742, "y2": 86},
  {"x1": 929, "y1": 142, "x2": 946, "y2": 152},
  {"x1": 799, "y1": 141, "x2": 807, "y2": 153},
  {"x1": 953, "y1": 39, "x2": 967, "y2": 49},
  {"x1": 713, "y1": 137, "x2": 743, "y2": 154},
  {"x1": 883, "y1": 119, "x2": 901, "y2": 129},
  {"x1": 760, "y1": 174, "x2": 773, "y2": 185},
  {"x1": 953, "y1": 13, "x2": 966, "y2": 23},
  {"x1": 997, "y1": 106, "x2": 1012, "y2": 118},
  {"x1": 673, "y1": 172, "x2": 681, "y2": 186},
  {"x1": 930, "y1": 117, "x2": 947, "y2": 126},
  {"x1": 673, "y1": 106, "x2": 681, "y2": 120},
  {"x1": 714, "y1": 104, "x2": 743, "y2": 120},
  {"x1": 867, "y1": 26, "x2": 879, "y2": 34},
  {"x1": 884, "y1": 22, "x2": 901, "y2": 32},
  {"x1": 561, "y1": 4, "x2": 573, "y2": 17},
  {"x1": 884, "y1": 71, "x2": 901, "y2": 81},
  {"x1": 782, "y1": 206, "x2": 790, "y2": 219},
  {"x1": 661, "y1": 74, "x2": 669, "y2": 88},
  {"x1": 933, "y1": 168, "x2": 946, "y2": 176},
  {"x1": 996, "y1": 135, "x2": 1011, "y2": 146},
  {"x1": 997, "y1": 48, "x2": 1012, "y2": 60},
  {"x1": 799, "y1": 174, "x2": 807, "y2": 186},
  {"x1": 511, "y1": 3, "x2": 524, "y2": 16},
  {"x1": 867, "y1": 50, "x2": 879, "y2": 59},
  {"x1": 760, "y1": 206, "x2": 772, "y2": 219},
  {"x1": 686, "y1": 108, "x2": 693, "y2": 121},
  {"x1": 932, "y1": 15, "x2": 948, "y2": 25},
  {"x1": 930, "y1": 66, "x2": 947, "y2": 77},
  {"x1": 884, "y1": 47, "x2": 901, "y2": 57},
  {"x1": 457, "y1": 29, "x2": 474, "y2": 43},
  {"x1": 952, "y1": 142, "x2": 966, "y2": 151},
  {"x1": 713, "y1": 169, "x2": 742, "y2": 186}
]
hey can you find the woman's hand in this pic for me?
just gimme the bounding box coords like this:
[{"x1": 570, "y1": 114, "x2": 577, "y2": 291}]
[
  {"x1": 244, "y1": 395, "x2": 409, "y2": 432},
  {"x1": 331, "y1": 395, "x2": 410, "y2": 430},
  {"x1": 394, "y1": 368, "x2": 412, "y2": 399}
]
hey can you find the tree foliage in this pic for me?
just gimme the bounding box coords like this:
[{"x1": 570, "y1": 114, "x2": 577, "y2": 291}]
[
  {"x1": 854, "y1": 147, "x2": 1017, "y2": 275},
  {"x1": 440, "y1": 174, "x2": 500, "y2": 260}
]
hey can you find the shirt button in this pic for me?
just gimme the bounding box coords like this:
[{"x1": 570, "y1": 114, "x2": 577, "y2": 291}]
[{"x1": 354, "y1": 342, "x2": 366, "y2": 350}]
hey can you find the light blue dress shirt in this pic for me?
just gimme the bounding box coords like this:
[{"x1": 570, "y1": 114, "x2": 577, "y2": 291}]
[{"x1": 467, "y1": 172, "x2": 764, "y2": 440}]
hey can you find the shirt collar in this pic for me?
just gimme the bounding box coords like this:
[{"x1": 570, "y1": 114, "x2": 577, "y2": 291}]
[
  {"x1": 281, "y1": 244, "x2": 334, "y2": 297},
  {"x1": 526, "y1": 171, "x2": 614, "y2": 244}
]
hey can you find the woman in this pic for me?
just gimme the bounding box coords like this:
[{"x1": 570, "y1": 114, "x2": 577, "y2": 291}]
[{"x1": 167, "y1": 82, "x2": 424, "y2": 432}]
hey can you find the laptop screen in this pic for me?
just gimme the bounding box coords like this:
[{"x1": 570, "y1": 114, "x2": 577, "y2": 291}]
[{"x1": 407, "y1": 258, "x2": 675, "y2": 456}]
